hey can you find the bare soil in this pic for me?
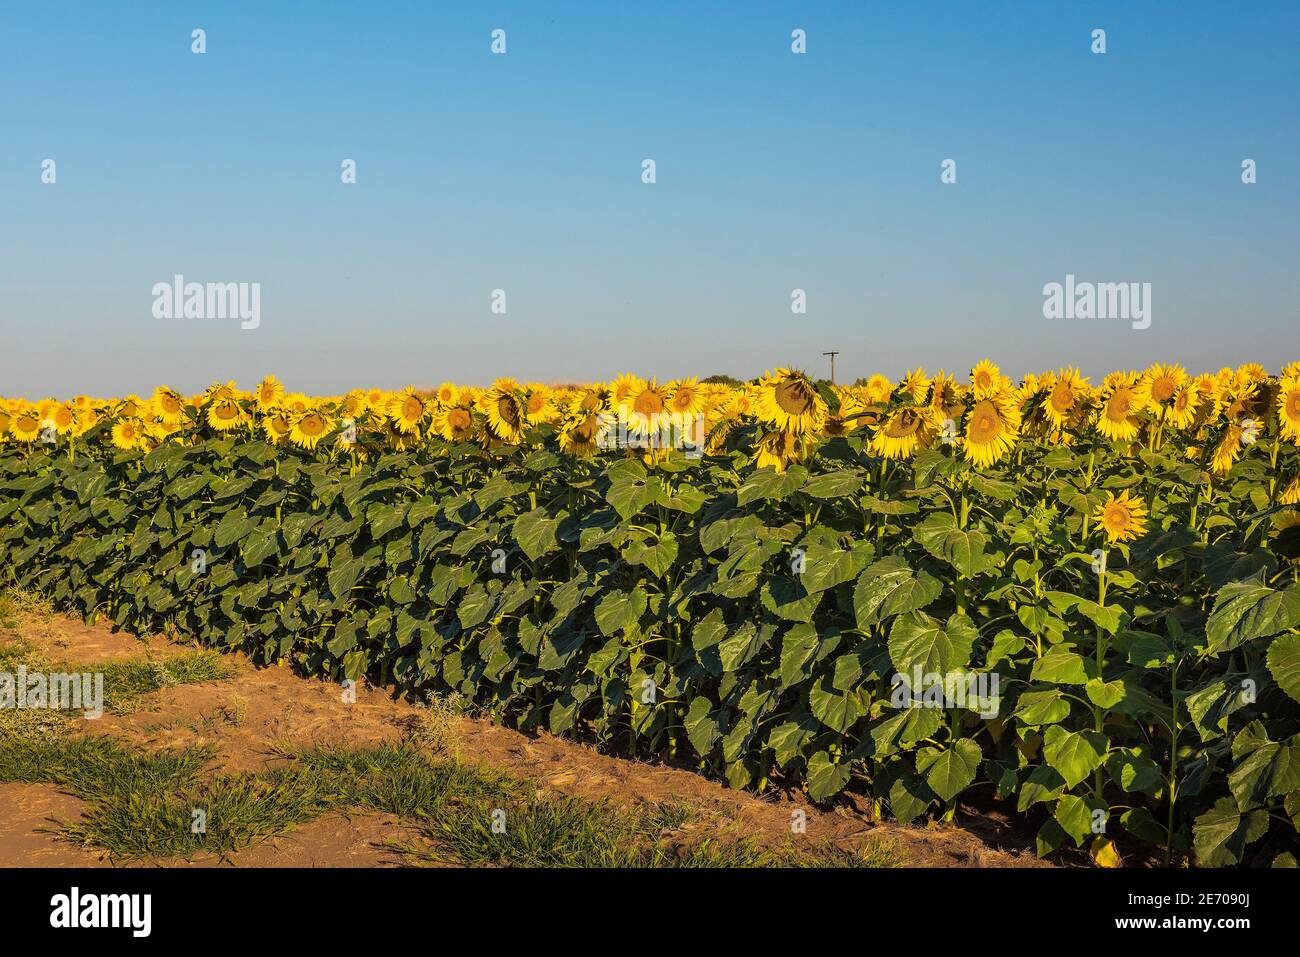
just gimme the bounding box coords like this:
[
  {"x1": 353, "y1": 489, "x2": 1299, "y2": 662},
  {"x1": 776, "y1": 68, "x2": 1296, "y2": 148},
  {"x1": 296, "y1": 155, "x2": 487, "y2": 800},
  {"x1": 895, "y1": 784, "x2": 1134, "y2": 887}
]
[{"x1": 0, "y1": 613, "x2": 1052, "y2": 868}]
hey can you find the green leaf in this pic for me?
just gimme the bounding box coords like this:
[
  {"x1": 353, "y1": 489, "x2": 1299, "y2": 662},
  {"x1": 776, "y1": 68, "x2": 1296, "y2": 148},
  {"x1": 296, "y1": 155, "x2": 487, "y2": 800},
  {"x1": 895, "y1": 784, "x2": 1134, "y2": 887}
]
[
  {"x1": 913, "y1": 512, "x2": 991, "y2": 577},
  {"x1": 1267, "y1": 632, "x2": 1300, "y2": 705},
  {"x1": 1206, "y1": 581, "x2": 1300, "y2": 654},
  {"x1": 1193, "y1": 796, "x2": 1269, "y2": 867},
  {"x1": 594, "y1": 587, "x2": 647, "y2": 636},
  {"x1": 887, "y1": 611, "x2": 976, "y2": 678},
  {"x1": 1042, "y1": 725, "x2": 1109, "y2": 789},
  {"x1": 852, "y1": 557, "x2": 941, "y2": 628},
  {"x1": 915, "y1": 738, "x2": 981, "y2": 802},
  {"x1": 513, "y1": 508, "x2": 559, "y2": 561},
  {"x1": 806, "y1": 751, "x2": 851, "y2": 802}
]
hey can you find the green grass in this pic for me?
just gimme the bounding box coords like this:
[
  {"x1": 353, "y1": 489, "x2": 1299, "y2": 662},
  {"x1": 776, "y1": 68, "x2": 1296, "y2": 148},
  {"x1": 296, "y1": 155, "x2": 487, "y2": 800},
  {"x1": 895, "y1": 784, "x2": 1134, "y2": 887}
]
[{"x1": 95, "y1": 650, "x2": 232, "y2": 713}]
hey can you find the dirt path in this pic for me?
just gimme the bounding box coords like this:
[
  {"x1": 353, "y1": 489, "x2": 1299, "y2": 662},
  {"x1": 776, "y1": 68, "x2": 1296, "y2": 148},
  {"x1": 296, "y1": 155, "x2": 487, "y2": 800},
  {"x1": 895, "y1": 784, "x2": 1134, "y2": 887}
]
[{"x1": 0, "y1": 613, "x2": 1050, "y2": 868}]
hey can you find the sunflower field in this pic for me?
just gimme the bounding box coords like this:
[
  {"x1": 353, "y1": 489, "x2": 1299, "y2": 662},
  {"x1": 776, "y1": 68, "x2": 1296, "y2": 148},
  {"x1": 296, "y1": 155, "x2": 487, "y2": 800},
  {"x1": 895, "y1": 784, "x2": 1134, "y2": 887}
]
[{"x1": 3, "y1": 362, "x2": 1300, "y2": 867}]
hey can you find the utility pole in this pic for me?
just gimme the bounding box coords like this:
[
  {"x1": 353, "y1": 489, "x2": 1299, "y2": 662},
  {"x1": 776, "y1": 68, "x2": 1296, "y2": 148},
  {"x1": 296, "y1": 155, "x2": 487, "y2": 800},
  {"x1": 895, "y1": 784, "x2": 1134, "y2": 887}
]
[{"x1": 822, "y1": 351, "x2": 839, "y2": 384}]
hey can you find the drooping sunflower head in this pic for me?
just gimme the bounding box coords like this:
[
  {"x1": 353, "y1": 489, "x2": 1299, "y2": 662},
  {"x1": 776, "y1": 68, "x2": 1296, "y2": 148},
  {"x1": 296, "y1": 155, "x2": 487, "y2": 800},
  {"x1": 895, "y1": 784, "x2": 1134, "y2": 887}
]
[
  {"x1": 152, "y1": 386, "x2": 187, "y2": 425},
  {"x1": 484, "y1": 385, "x2": 525, "y2": 443},
  {"x1": 289, "y1": 410, "x2": 334, "y2": 450},
  {"x1": 963, "y1": 393, "x2": 1021, "y2": 468},
  {"x1": 970, "y1": 360, "x2": 1001, "y2": 400},
  {"x1": 754, "y1": 368, "x2": 826, "y2": 435},
  {"x1": 1094, "y1": 490, "x2": 1149, "y2": 544},
  {"x1": 869, "y1": 406, "x2": 939, "y2": 460},
  {"x1": 900, "y1": 368, "x2": 931, "y2": 403},
  {"x1": 1279, "y1": 475, "x2": 1300, "y2": 506},
  {"x1": 754, "y1": 428, "x2": 810, "y2": 473},
  {"x1": 928, "y1": 371, "x2": 967, "y2": 421},
  {"x1": 577, "y1": 385, "x2": 612, "y2": 415},
  {"x1": 1211, "y1": 423, "x2": 1245, "y2": 476},
  {"x1": 205, "y1": 397, "x2": 248, "y2": 431},
  {"x1": 557, "y1": 409, "x2": 609, "y2": 457},
  {"x1": 387, "y1": 387, "x2": 428, "y2": 434},
  {"x1": 9, "y1": 407, "x2": 42, "y2": 442},
  {"x1": 262, "y1": 411, "x2": 294, "y2": 446}
]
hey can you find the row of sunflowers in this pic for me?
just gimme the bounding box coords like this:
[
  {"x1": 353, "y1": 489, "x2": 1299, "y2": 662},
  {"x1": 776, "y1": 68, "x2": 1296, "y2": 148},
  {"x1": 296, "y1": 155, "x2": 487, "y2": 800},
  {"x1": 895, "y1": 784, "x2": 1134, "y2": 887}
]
[{"x1": 3, "y1": 361, "x2": 1300, "y2": 486}]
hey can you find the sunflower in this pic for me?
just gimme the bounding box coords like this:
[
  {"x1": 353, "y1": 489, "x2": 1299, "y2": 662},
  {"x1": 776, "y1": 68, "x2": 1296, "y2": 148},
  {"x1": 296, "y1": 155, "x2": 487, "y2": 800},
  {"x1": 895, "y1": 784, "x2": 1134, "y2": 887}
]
[
  {"x1": 365, "y1": 388, "x2": 388, "y2": 410},
  {"x1": 262, "y1": 411, "x2": 294, "y2": 446},
  {"x1": 1096, "y1": 374, "x2": 1145, "y2": 442},
  {"x1": 557, "y1": 409, "x2": 609, "y2": 456},
  {"x1": 754, "y1": 429, "x2": 809, "y2": 473},
  {"x1": 338, "y1": 390, "x2": 367, "y2": 419},
  {"x1": 970, "y1": 360, "x2": 1001, "y2": 400},
  {"x1": 863, "y1": 374, "x2": 894, "y2": 405},
  {"x1": 1165, "y1": 383, "x2": 1202, "y2": 430},
  {"x1": 110, "y1": 418, "x2": 147, "y2": 452},
  {"x1": 1277, "y1": 376, "x2": 1300, "y2": 441},
  {"x1": 9, "y1": 408, "x2": 41, "y2": 442},
  {"x1": 1280, "y1": 476, "x2": 1300, "y2": 506},
  {"x1": 282, "y1": 392, "x2": 312, "y2": 415},
  {"x1": 1211, "y1": 423, "x2": 1244, "y2": 476},
  {"x1": 435, "y1": 404, "x2": 479, "y2": 442},
  {"x1": 900, "y1": 368, "x2": 930, "y2": 403},
  {"x1": 1094, "y1": 490, "x2": 1149, "y2": 544},
  {"x1": 1135, "y1": 363, "x2": 1187, "y2": 418},
  {"x1": 387, "y1": 388, "x2": 428, "y2": 434},
  {"x1": 205, "y1": 398, "x2": 249, "y2": 431},
  {"x1": 483, "y1": 385, "x2": 525, "y2": 442},
  {"x1": 152, "y1": 387, "x2": 187, "y2": 426},
  {"x1": 49, "y1": 403, "x2": 77, "y2": 436},
  {"x1": 523, "y1": 384, "x2": 556, "y2": 425},
  {"x1": 928, "y1": 372, "x2": 967, "y2": 422},
  {"x1": 754, "y1": 368, "x2": 826, "y2": 434},
  {"x1": 869, "y1": 406, "x2": 938, "y2": 460},
  {"x1": 963, "y1": 393, "x2": 1021, "y2": 468},
  {"x1": 1043, "y1": 367, "x2": 1089, "y2": 430},
  {"x1": 255, "y1": 375, "x2": 285, "y2": 411},
  {"x1": 667, "y1": 378, "x2": 702, "y2": 416},
  {"x1": 611, "y1": 374, "x2": 643, "y2": 410},
  {"x1": 434, "y1": 382, "x2": 459, "y2": 407},
  {"x1": 290, "y1": 410, "x2": 334, "y2": 450},
  {"x1": 625, "y1": 379, "x2": 669, "y2": 435}
]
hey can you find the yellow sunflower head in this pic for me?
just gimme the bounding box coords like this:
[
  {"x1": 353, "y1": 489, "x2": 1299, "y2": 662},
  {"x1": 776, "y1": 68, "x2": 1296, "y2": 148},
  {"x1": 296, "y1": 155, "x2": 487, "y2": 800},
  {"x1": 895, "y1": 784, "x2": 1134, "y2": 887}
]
[
  {"x1": 387, "y1": 387, "x2": 428, "y2": 435},
  {"x1": 754, "y1": 429, "x2": 810, "y2": 473},
  {"x1": 9, "y1": 407, "x2": 42, "y2": 443},
  {"x1": 255, "y1": 375, "x2": 285, "y2": 411},
  {"x1": 262, "y1": 411, "x2": 294, "y2": 446},
  {"x1": 864, "y1": 374, "x2": 894, "y2": 405},
  {"x1": 1094, "y1": 490, "x2": 1149, "y2": 544},
  {"x1": 1044, "y1": 367, "x2": 1089, "y2": 430},
  {"x1": 524, "y1": 385, "x2": 555, "y2": 425},
  {"x1": 110, "y1": 418, "x2": 146, "y2": 452},
  {"x1": 484, "y1": 385, "x2": 525, "y2": 442},
  {"x1": 1136, "y1": 363, "x2": 1187, "y2": 415},
  {"x1": 754, "y1": 368, "x2": 826, "y2": 435},
  {"x1": 151, "y1": 386, "x2": 186, "y2": 425},
  {"x1": 435, "y1": 382, "x2": 460, "y2": 407},
  {"x1": 970, "y1": 360, "x2": 1001, "y2": 400},
  {"x1": 289, "y1": 410, "x2": 334, "y2": 450},
  {"x1": 963, "y1": 393, "x2": 1021, "y2": 468},
  {"x1": 205, "y1": 398, "x2": 249, "y2": 431},
  {"x1": 1277, "y1": 376, "x2": 1300, "y2": 441},
  {"x1": 667, "y1": 378, "x2": 702, "y2": 416},
  {"x1": 435, "y1": 404, "x2": 479, "y2": 443},
  {"x1": 869, "y1": 406, "x2": 939, "y2": 460},
  {"x1": 1095, "y1": 374, "x2": 1146, "y2": 442}
]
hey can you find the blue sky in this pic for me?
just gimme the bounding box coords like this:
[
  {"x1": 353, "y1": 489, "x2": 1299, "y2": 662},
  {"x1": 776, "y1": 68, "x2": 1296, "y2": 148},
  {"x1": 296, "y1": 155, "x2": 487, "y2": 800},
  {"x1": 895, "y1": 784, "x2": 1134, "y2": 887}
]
[{"x1": 2, "y1": 1, "x2": 1297, "y2": 396}]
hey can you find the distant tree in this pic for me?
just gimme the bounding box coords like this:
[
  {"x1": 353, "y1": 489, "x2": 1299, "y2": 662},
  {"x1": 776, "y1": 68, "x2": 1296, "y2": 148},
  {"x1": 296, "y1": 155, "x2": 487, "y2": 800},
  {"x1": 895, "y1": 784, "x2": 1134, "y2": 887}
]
[{"x1": 701, "y1": 374, "x2": 743, "y2": 387}]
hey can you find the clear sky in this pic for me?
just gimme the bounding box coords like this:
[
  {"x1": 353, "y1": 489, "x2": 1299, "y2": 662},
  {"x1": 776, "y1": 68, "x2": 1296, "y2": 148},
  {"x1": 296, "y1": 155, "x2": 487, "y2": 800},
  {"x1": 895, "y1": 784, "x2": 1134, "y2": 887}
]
[{"x1": 2, "y1": 0, "x2": 1297, "y2": 397}]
